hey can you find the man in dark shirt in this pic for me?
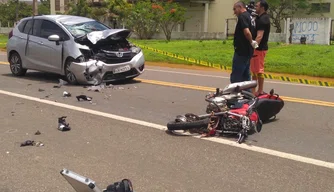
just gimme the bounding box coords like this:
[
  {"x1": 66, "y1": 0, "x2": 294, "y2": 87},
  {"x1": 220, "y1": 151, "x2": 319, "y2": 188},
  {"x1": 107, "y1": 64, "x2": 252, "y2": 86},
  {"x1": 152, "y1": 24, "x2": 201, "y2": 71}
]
[
  {"x1": 250, "y1": 0, "x2": 271, "y2": 96},
  {"x1": 231, "y1": 1, "x2": 258, "y2": 84}
]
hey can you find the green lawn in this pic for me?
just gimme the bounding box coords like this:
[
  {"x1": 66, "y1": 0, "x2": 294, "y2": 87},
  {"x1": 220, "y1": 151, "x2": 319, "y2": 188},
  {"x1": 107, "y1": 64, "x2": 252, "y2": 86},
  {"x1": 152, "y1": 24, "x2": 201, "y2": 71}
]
[
  {"x1": 131, "y1": 39, "x2": 334, "y2": 78},
  {"x1": 0, "y1": 34, "x2": 7, "y2": 49},
  {"x1": 1, "y1": 33, "x2": 333, "y2": 78}
]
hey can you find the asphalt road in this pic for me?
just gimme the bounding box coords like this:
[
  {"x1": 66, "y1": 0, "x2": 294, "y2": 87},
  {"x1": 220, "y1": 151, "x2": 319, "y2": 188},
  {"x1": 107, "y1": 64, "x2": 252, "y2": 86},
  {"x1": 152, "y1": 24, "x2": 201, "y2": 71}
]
[{"x1": 0, "y1": 54, "x2": 334, "y2": 191}]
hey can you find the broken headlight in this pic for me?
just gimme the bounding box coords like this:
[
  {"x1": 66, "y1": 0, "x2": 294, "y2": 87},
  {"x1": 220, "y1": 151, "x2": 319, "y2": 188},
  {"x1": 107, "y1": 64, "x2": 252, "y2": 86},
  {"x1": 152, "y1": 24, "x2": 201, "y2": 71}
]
[
  {"x1": 79, "y1": 48, "x2": 92, "y2": 61},
  {"x1": 130, "y1": 47, "x2": 141, "y2": 54}
]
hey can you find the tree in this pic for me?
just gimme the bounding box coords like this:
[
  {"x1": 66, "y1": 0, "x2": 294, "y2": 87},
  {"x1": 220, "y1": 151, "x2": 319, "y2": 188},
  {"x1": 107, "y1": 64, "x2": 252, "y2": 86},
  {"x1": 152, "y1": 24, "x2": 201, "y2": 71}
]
[
  {"x1": 66, "y1": 0, "x2": 92, "y2": 17},
  {"x1": 265, "y1": 0, "x2": 314, "y2": 33},
  {"x1": 152, "y1": 0, "x2": 187, "y2": 41},
  {"x1": 38, "y1": 0, "x2": 51, "y2": 15},
  {"x1": 0, "y1": 0, "x2": 32, "y2": 26},
  {"x1": 124, "y1": 0, "x2": 160, "y2": 39},
  {"x1": 241, "y1": 0, "x2": 322, "y2": 33}
]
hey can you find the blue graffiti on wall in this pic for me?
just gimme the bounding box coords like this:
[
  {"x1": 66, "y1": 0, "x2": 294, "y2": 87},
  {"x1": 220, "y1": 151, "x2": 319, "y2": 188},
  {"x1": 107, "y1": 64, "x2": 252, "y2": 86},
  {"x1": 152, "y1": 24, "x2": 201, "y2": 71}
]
[{"x1": 292, "y1": 20, "x2": 319, "y2": 43}]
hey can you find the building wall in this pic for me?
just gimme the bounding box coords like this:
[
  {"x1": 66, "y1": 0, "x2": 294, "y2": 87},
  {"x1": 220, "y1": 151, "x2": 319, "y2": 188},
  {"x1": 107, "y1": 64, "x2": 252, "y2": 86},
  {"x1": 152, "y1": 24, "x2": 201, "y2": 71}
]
[
  {"x1": 180, "y1": 0, "x2": 235, "y2": 33},
  {"x1": 182, "y1": 2, "x2": 205, "y2": 32},
  {"x1": 207, "y1": 0, "x2": 235, "y2": 33}
]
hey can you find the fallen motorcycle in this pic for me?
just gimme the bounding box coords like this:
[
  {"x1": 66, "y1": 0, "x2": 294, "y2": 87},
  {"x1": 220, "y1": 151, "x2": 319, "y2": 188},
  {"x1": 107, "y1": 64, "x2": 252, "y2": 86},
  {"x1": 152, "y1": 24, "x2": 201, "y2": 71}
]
[{"x1": 166, "y1": 80, "x2": 284, "y2": 144}]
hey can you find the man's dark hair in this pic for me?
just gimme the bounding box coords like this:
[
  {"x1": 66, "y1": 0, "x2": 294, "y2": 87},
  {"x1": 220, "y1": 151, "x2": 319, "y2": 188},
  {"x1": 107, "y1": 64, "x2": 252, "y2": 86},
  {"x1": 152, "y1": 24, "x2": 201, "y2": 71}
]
[
  {"x1": 259, "y1": 0, "x2": 269, "y2": 11},
  {"x1": 235, "y1": 1, "x2": 246, "y2": 8}
]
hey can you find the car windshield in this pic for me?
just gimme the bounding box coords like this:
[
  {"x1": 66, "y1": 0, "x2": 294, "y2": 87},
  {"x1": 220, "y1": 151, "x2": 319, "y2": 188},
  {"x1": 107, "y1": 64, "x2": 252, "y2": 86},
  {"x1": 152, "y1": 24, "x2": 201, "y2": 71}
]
[{"x1": 62, "y1": 21, "x2": 110, "y2": 38}]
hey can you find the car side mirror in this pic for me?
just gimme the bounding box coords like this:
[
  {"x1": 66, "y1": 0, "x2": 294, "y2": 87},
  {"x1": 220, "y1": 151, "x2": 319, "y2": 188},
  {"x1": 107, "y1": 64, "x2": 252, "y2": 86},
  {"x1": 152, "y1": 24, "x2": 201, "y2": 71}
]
[{"x1": 48, "y1": 34, "x2": 61, "y2": 45}]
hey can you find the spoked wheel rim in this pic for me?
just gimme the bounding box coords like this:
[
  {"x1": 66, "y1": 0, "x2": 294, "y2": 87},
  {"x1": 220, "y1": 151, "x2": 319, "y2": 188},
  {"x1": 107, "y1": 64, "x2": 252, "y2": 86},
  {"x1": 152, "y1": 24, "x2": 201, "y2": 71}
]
[
  {"x1": 65, "y1": 62, "x2": 76, "y2": 83},
  {"x1": 10, "y1": 54, "x2": 22, "y2": 74}
]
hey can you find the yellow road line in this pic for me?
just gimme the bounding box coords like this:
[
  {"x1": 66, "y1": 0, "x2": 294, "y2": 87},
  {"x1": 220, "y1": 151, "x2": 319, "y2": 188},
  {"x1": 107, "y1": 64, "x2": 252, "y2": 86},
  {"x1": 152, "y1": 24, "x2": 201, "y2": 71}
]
[
  {"x1": 136, "y1": 78, "x2": 334, "y2": 108},
  {"x1": 0, "y1": 61, "x2": 332, "y2": 107}
]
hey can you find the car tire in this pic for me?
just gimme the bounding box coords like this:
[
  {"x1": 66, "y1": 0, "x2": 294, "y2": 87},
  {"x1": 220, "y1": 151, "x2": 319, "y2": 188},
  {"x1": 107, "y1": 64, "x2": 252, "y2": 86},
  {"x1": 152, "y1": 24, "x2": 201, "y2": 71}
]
[
  {"x1": 64, "y1": 57, "x2": 78, "y2": 85},
  {"x1": 9, "y1": 52, "x2": 27, "y2": 76}
]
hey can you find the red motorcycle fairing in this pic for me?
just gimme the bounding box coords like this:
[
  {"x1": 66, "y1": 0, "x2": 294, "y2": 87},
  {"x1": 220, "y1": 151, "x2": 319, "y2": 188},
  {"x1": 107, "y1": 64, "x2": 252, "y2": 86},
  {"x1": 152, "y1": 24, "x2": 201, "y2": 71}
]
[
  {"x1": 229, "y1": 103, "x2": 259, "y2": 122},
  {"x1": 255, "y1": 92, "x2": 284, "y2": 122}
]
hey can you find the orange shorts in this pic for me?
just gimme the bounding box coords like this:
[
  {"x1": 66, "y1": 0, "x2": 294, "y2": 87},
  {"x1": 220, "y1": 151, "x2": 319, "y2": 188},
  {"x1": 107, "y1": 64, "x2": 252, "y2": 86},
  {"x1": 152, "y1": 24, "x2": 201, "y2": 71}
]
[{"x1": 250, "y1": 49, "x2": 267, "y2": 76}]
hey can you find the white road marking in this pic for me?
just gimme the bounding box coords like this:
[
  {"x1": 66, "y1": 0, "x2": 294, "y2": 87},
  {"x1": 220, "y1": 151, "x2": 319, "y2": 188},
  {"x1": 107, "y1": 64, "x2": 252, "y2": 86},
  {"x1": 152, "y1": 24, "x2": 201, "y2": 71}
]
[
  {"x1": 0, "y1": 89, "x2": 334, "y2": 170},
  {"x1": 145, "y1": 68, "x2": 334, "y2": 89}
]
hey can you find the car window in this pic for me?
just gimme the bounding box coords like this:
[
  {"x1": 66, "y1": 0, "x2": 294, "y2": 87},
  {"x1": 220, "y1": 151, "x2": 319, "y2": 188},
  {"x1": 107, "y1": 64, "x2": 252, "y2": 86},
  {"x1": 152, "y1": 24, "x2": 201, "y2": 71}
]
[
  {"x1": 17, "y1": 20, "x2": 28, "y2": 32},
  {"x1": 40, "y1": 20, "x2": 69, "y2": 40},
  {"x1": 23, "y1": 19, "x2": 33, "y2": 34},
  {"x1": 32, "y1": 19, "x2": 43, "y2": 37}
]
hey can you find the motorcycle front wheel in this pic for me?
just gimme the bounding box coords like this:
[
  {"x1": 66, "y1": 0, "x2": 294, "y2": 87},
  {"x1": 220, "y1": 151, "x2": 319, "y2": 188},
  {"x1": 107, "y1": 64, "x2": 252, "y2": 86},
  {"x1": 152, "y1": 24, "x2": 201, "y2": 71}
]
[{"x1": 167, "y1": 118, "x2": 210, "y2": 131}]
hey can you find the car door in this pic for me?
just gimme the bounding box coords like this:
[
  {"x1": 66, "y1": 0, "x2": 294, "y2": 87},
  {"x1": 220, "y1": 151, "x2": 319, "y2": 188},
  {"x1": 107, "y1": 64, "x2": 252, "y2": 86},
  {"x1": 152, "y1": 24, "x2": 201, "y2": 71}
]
[
  {"x1": 26, "y1": 19, "x2": 67, "y2": 74},
  {"x1": 25, "y1": 19, "x2": 49, "y2": 71},
  {"x1": 15, "y1": 19, "x2": 34, "y2": 68}
]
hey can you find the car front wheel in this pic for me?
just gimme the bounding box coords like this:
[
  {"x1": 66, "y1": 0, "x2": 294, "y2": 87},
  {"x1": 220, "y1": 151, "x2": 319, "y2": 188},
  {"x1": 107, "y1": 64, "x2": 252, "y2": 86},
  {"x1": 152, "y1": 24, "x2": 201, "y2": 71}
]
[
  {"x1": 64, "y1": 58, "x2": 78, "y2": 85},
  {"x1": 9, "y1": 52, "x2": 27, "y2": 76}
]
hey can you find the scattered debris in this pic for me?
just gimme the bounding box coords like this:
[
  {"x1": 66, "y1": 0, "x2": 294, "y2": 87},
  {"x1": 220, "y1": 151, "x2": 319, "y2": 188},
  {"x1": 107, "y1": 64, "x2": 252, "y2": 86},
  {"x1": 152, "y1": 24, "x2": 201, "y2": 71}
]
[
  {"x1": 11, "y1": 111, "x2": 15, "y2": 116},
  {"x1": 6, "y1": 151, "x2": 9, "y2": 154},
  {"x1": 20, "y1": 140, "x2": 44, "y2": 147},
  {"x1": 20, "y1": 140, "x2": 34, "y2": 147},
  {"x1": 35, "y1": 130, "x2": 41, "y2": 135},
  {"x1": 86, "y1": 83, "x2": 114, "y2": 92},
  {"x1": 35, "y1": 141, "x2": 44, "y2": 147},
  {"x1": 38, "y1": 88, "x2": 45, "y2": 92},
  {"x1": 54, "y1": 79, "x2": 68, "y2": 88},
  {"x1": 118, "y1": 87, "x2": 124, "y2": 90},
  {"x1": 89, "y1": 101, "x2": 97, "y2": 105},
  {"x1": 41, "y1": 94, "x2": 52, "y2": 99},
  {"x1": 58, "y1": 116, "x2": 71, "y2": 131},
  {"x1": 63, "y1": 91, "x2": 72, "y2": 97},
  {"x1": 76, "y1": 95, "x2": 92, "y2": 101}
]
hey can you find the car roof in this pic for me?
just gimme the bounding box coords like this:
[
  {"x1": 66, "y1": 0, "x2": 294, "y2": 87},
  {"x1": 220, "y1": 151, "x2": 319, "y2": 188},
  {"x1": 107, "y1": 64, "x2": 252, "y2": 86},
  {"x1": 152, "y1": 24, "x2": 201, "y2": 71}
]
[{"x1": 20, "y1": 15, "x2": 96, "y2": 25}]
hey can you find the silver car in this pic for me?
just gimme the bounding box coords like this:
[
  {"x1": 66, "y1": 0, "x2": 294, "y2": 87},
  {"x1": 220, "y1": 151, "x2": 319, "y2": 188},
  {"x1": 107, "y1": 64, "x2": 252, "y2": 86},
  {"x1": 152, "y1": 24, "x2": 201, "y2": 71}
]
[{"x1": 7, "y1": 15, "x2": 145, "y2": 85}]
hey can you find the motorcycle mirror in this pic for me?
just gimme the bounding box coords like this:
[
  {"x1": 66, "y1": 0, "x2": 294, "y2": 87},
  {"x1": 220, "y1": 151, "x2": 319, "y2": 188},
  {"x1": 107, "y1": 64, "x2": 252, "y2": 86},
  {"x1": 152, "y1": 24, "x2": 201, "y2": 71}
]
[
  {"x1": 270, "y1": 89, "x2": 274, "y2": 96},
  {"x1": 215, "y1": 88, "x2": 220, "y2": 96}
]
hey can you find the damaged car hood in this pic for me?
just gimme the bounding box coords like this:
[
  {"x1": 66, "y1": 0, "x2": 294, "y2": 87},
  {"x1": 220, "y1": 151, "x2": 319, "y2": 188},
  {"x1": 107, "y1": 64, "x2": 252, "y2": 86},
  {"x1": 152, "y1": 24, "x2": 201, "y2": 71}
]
[{"x1": 86, "y1": 29, "x2": 131, "y2": 45}]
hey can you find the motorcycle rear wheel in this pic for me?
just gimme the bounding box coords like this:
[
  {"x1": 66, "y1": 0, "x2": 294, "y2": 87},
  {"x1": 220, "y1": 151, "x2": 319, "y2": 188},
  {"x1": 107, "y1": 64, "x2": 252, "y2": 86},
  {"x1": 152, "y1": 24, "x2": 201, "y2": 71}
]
[{"x1": 167, "y1": 118, "x2": 210, "y2": 131}]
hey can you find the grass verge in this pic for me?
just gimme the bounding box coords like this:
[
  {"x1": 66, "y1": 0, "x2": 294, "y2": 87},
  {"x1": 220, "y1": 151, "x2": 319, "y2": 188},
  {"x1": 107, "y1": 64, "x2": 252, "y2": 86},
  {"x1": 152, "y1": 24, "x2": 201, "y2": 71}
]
[
  {"x1": 0, "y1": 34, "x2": 333, "y2": 78},
  {"x1": 131, "y1": 39, "x2": 334, "y2": 78},
  {"x1": 0, "y1": 34, "x2": 7, "y2": 50}
]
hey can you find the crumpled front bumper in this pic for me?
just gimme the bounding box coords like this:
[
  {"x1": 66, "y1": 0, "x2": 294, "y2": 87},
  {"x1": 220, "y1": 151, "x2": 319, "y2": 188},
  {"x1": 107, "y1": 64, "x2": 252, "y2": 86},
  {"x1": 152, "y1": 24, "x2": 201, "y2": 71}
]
[{"x1": 69, "y1": 51, "x2": 145, "y2": 85}]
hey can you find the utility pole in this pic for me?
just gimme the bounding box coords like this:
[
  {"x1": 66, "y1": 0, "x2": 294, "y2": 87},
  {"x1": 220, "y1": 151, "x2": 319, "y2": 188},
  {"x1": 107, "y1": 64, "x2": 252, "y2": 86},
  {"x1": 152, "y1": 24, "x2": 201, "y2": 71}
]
[
  {"x1": 32, "y1": 0, "x2": 38, "y2": 16},
  {"x1": 15, "y1": 0, "x2": 19, "y2": 22},
  {"x1": 50, "y1": 0, "x2": 55, "y2": 14}
]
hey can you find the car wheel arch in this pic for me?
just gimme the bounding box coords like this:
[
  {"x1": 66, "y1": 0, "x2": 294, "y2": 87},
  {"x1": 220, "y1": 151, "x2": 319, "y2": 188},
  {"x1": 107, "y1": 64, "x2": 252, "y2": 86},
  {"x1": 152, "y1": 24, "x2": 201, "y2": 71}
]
[{"x1": 8, "y1": 50, "x2": 19, "y2": 61}]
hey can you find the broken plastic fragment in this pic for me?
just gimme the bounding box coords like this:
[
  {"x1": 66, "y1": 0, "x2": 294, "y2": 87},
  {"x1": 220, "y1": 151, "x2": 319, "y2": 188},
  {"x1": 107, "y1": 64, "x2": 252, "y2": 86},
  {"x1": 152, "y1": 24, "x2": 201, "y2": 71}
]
[
  {"x1": 63, "y1": 91, "x2": 72, "y2": 97},
  {"x1": 35, "y1": 130, "x2": 41, "y2": 135},
  {"x1": 87, "y1": 83, "x2": 106, "y2": 92},
  {"x1": 54, "y1": 79, "x2": 68, "y2": 88},
  {"x1": 76, "y1": 95, "x2": 92, "y2": 101},
  {"x1": 38, "y1": 88, "x2": 45, "y2": 92},
  {"x1": 35, "y1": 141, "x2": 44, "y2": 147},
  {"x1": 58, "y1": 116, "x2": 71, "y2": 131}
]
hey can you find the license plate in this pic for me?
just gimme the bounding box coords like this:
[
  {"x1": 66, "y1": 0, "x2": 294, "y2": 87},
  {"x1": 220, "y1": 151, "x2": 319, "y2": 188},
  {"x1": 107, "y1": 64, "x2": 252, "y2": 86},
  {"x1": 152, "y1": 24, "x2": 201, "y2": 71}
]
[{"x1": 113, "y1": 65, "x2": 131, "y2": 74}]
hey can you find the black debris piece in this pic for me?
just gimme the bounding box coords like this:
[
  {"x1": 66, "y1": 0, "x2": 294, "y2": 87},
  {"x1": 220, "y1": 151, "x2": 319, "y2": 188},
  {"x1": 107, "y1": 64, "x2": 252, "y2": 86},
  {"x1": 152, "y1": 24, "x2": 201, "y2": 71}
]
[
  {"x1": 76, "y1": 95, "x2": 92, "y2": 101},
  {"x1": 38, "y1": 88, "x2": 45, "y2": 92},
  {"x1": 58, "y1": 116, "x2": 71, "y2": 131},
  {"x1": 63, "y1": 91, "x2": 72, "y2": 97},
  {"x1": 20, "y1": 140, "x2": 34, "y2": 147},
  {"x1": 35, "y1": 130, "x2": 41, "y2": 135}
]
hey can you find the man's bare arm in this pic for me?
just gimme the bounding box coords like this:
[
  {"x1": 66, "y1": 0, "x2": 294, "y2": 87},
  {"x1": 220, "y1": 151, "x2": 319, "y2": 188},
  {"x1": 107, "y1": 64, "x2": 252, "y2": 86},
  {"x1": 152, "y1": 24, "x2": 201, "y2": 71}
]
[
  {"x1": 243, "y1": 28, "x2": 253, "y2": 43},
  {"x1": 255, "y1": 30, "x2": 264, "y2": 44}
]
